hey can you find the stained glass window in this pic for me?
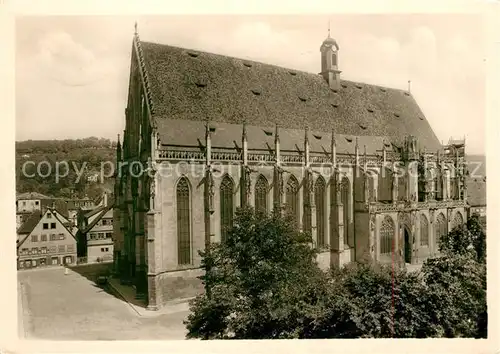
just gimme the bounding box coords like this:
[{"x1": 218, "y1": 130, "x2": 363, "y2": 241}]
[
  {"x1": 341, "y1": 177, "x2": 350, "y2": 245},
  {"x1": 286, "y1": 175, "x2": 299, "y2": 226},
  {"x1": 420, "y1": 214, "x2": 429, "y2": 246},
  {"x1": 220, "y1": 175, "x2": 234, "y2": 243},
  {"x1": 315, "y1": 177, "x2": 326, "y2": 247},
  {"x1": 255, "y1": 175, "x2": 268, "y2": 213},
  {"x1": 380, "y1": 216, "x2": 395, "y2": 255},
  {"x1": 177, "y1": 177, "x2": 191, "y2": 265},
  {"x1": 435, "y1": 213, "x2": 447, "y2": 249}
]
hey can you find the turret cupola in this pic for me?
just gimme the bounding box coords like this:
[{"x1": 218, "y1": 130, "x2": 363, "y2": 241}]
[{"x1": 320, "y1": 26, "x2": 341, "y2": 91}]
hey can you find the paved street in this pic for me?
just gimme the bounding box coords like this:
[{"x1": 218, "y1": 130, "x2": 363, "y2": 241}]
[{"x1": 18, "y1": 267, "x2": 190, "y2": 340}]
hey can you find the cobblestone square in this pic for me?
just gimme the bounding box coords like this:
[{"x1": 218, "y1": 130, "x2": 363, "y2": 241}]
[{"x1": 18, "y1": 267, "x2": 189, "y2": 340}]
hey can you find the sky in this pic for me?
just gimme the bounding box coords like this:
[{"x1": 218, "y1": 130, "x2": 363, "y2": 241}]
[{"x1": 15, "y1": 14, "x2": 486, "y2": 154}]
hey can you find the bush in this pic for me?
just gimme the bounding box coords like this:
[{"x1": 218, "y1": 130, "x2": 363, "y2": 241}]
[{"x1": 185, "y1": 211, "x2": 487, "y2": 339}]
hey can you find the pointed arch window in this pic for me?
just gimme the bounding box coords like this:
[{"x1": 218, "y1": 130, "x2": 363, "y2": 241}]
[
  {"x1": 286, "y1": 175, "x2": 299, "y2": 226},
  {"x1": 176, "y1": 177, "x2": 191, "y2": 265},
  {"x1": 380, "y1": 216, "x2": 395, "y2": 255},
  {"x1": 220, "y1": 175, "x2": 234, "y2": 243},
  {"x1": 315, "y1": 177, "x2": 326, "y2": 247},
  {"x1": 255, "y1": 175, "x2": 268, "y2": 214},
  {"x1": 435, "y1": 213, "x2": 447, "y2": 249},
  {"x1": 420, "y1": 214, "x2": 429, "y2": 246},
  {"x1": 341, "y1": 177, "x2": 350, "y2": 246},
  {"x1": 453, "y1": 211, "x2": 464, "y2": 230}
]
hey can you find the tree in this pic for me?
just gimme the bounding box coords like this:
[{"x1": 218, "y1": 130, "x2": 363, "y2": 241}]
[
  {"x1": 440, "y1": 214, "x2": 486, "y2": 264},
  {"x1": 185, "y1": 207, "x2": 329, "y2": 339}
]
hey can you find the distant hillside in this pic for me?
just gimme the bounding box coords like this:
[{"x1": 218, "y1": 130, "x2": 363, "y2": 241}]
[{"x1": 16, "y1": 137, "x2": 116, "y2": 199}]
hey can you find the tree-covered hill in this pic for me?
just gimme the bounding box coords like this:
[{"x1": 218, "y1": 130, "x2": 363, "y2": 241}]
[{"x1": 16, "y1": 137, "x2": 117, "y2": 199}]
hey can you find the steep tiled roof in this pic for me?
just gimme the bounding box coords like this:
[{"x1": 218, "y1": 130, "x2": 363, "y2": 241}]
[
  {"x1": 158, "y1": 118, "x2": 395, "y2": 154},
  {"x1": 17, "y1": 212, "x2": 42, "y2": 235},
  {"x1": 467, "y1": 180, "x2": 486, "y2": 207},
  {"x1": 139, "y1": 41, "x2": 441, "y2": 151},
  {"x1": 16, "y1": 192, "x2": 51, "y2": 201},
  {"x1": 82, "y1": 205, "x2": 114, "y2": 234}
]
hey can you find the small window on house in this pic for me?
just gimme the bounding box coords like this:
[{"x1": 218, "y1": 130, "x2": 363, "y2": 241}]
[
  {"x1": 22, "y1": 201, "x2": 26, "y2": 206},
  {"x1": 98, "y1": 233, "x2": 104, "y2": 239},
  {"x1": 35, "y1": 201, "x2": 39, "y2": 205},
  {"x1": 58, "y1": 245, "x2": 65, "y2": 253},
  {"x1": 263, "y1": 130, "x2": 273, "y2": 136},
  {"x1": 58, "y1": 234, "x2": 65, "y2": 240},
  {"x1": 251, "y1": 89, "x2": 261, "y2": 96},
  {"x1": 49, "y1": 245, "x2": 56, "y2": 253},
  {"x1": 384, "y1": 142, "x2": 391, "y2": 148},
  {"x1": 41, "y1": 234, "x2": 47, "y2": 242},
  {"x1": 105, "y1": 247, "x2": 109, "y2": 252},
  {"x1": 50, "y1": 234, "x2": 56, "y2": 241},
  {"x1": 209, "y1": 126, "x2": 216, "y2": 133},
  {"x1": 41, "y1": 247, "x2": 47, "y2": 254},
  {"x1": 46, "y1": 213, "x2": 52, "y2": 218},
  {"x1": 102, "y1": 219, "x2": 107, "y2": 226},
  {"x1": 106, "y1": 232, "x2": 112, "y2": 238},
  {"x1": 101, "y1": 248, "x2": 105, "y2": 252},
  {"x1": 31, "y1": 235, "x2": 38, "y2": 242},
  {"x1": 67, "y1": 244, "x2": 74, "y2": 252},
  {"x1": 50, "y1": 223, "x2": 56, "y2": 229},
  {"x1": 43, "y1": 223, "x2": 49, "y2": 230}
]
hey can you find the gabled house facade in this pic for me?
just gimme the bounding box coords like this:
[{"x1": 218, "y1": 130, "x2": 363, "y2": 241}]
[
  {"x1": 17, "y1": 207, "x2": 78, "y2": 269},
  {"x1": 77, "y1": 205, "x2": 114, "y2": 263}
]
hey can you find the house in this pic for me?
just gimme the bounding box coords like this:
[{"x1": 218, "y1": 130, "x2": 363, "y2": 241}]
[
  {"x1": 17, "y1": 207, "x2": 78, "y2": 269},
  {"x1": 65, "y1": 197, "x2": 96, "y2": 226},
  {"x1": 76, "y1": 193, "x2": 113, "y2": 262},
  {"x1": 113, "y1": 26, "x2": 468, "y2": 310},
  {"x1": 16, "y1": 192, "x2": 52, "y2": 213}
]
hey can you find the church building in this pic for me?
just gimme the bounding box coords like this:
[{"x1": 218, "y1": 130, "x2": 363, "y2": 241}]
[{"x1": 113, "y1": 25, "x2": 468, "y2": 310}]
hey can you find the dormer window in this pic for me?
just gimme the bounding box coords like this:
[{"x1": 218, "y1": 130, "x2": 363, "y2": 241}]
[{"x1": 209, "y1": 127, "x2": 216, "y2": 133}]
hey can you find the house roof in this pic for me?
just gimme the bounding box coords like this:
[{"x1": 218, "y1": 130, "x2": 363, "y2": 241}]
[
  {"x1": 467, "y1": 180, "x2": 486, "y2": 207},
  {"x1": 138, "y1": 40, "x2": 441, "y2": 151},
  {"x1": 82, "y1": 205, "x2": 114, "y2": 234},
  {"x1": 17, "y1": 212, "x2": 42, "y2": 235},
  {"x1": 16, "y1": 192, "x2": 52, "y2": 201}
]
